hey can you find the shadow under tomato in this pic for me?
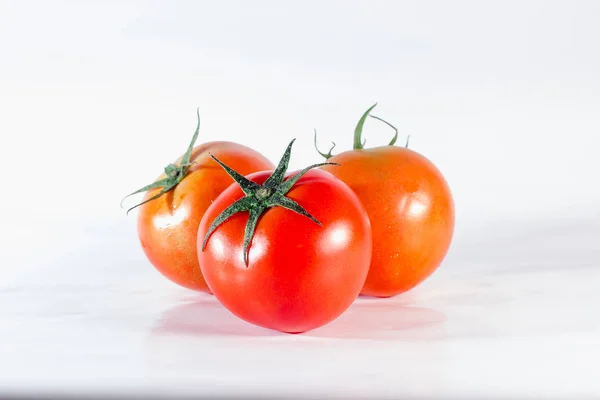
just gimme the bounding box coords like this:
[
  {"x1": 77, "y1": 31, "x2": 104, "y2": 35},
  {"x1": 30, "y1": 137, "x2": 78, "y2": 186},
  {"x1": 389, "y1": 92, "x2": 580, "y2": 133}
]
[
  {"x1": 151, "y1": 295, "x2": 445, "y2": 340},
  {"x1": 303, "y1": 297, "x2": 446, "y2": 340},
  {"x1": 151, "y1": 297, "x2": 285, "y2": 338}
]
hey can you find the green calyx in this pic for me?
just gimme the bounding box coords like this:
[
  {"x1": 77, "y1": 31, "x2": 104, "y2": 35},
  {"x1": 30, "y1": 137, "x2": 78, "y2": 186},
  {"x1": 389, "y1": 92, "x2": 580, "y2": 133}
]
[
  {"x1": 313, "y1": 103, "x2": 409, "y2": 159},
  {"x1": 313, "y1": 129, "x2": 336, "y2": 160},
  {"x1": 120, "y1": 109, "x2": 201, "y2": 215},
  {"x1": 353, "y1": 102, "x2": 402, "y2": 150},
  {"x1": 201, "y1": 139, "x2": 338, "y2": 266}
]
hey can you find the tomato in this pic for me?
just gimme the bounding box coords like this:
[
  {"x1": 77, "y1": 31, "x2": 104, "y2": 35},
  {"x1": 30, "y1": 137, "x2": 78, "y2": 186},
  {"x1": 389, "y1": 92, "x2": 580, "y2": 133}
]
[
  {"x1": 197, "y1": 140, "x2": 372, "y2": 333},
  {"x1": 316, "y1": 104, "x2": 455, "y2": 298},
  {"x1": 122, "y1": 111, "x2": 273, "y2": 292}
]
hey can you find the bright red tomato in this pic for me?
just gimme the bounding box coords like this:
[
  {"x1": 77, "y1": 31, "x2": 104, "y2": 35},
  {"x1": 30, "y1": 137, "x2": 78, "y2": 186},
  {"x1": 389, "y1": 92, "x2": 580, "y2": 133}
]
[{"x1": 197, "y1": 142, "x2": 372, "y2": 333}]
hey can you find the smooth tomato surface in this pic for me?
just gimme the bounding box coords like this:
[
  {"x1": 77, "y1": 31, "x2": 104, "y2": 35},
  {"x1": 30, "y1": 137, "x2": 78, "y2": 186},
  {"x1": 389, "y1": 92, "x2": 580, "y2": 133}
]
[
  {"x1": 198, "y1": 169, "x2": 372, "y2": 333},
  {"x1": 137, "y1": 142, "x2": 273, "y2": 292},
  {"x1": 321, "y1": 146, "x2": 454, "y2": 297}
]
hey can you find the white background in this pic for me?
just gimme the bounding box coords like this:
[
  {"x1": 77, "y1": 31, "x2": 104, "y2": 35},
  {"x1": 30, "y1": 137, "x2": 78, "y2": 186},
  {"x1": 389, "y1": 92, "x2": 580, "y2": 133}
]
[{"x1": 1, "y1": 1, "x2": 599, "y2": 399}]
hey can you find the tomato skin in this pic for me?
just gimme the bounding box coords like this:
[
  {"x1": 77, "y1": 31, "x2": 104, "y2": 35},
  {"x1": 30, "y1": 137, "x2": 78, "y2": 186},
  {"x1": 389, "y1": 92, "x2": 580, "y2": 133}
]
[
  {"x1": 321, "y1": 146, "x2": 454, "y2": 298},
  {"x1": 137, "y1": 142, "x2": 273, "y2": 293},
  {"x1": 197, "y1": 169, "x2": 372, "y2": 333}
]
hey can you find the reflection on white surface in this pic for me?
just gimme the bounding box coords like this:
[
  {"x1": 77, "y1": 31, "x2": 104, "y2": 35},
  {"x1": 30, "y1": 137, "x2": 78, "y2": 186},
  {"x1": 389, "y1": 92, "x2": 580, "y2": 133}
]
[
  {"x1": 1, "y1": 216, "x2": 599, "y2": 398},
  {"x1": 150, "y1": 295, "x2": 445, "y2": 340}
]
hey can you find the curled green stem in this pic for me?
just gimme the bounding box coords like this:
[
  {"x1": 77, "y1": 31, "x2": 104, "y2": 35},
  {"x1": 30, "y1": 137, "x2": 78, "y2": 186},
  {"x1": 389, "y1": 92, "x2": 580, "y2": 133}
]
[
  {"x1": 353, "y1": 103, "x2": 378, "y2": 150},
  {"x1": 369, "y1": 114, "x2": 398, "y2": 146},
  {"x1": 313, "y1": 129, "x2": 336, "y2": 160}
]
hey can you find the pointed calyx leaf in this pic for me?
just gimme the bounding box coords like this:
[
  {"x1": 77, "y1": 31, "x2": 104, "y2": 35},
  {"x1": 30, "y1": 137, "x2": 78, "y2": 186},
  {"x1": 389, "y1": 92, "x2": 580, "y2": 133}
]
[
  {"x1": 120, "y1": 108, "x2": 202, "y2": 215},
  {"x1": 201, "y1": 139, "x2": 338, "y2": 266},
  {"x1": 263, "y1": 139, "x2": 294, "y2": 188},
  {"x1": 278, "y1": 162, "x2": 339, "y2": 195},
  {"x1": 208, "y1": 154, "x2": 261, "y2": 195},
  {"x1": 201, "y1": 197, "x2": 255, "y2": 252}
]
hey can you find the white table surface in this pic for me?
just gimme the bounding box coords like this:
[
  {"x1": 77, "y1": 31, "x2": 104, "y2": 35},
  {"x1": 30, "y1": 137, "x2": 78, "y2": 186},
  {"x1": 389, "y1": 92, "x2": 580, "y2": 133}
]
[
  {"x1": 1, "y1": 215, "x2": 598, "y2": 399},
  {"x1": 2, "y1": 2, "x2": 600, "y2": 399}
]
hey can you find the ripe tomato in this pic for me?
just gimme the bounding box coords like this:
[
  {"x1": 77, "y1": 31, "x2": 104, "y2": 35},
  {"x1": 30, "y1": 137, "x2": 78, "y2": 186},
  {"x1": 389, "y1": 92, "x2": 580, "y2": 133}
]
[
  {"x1": 123, "y1": 111, "x2": 273, "y2": 292},
  {"x1": 316, "y1": 104, "x2": 455, "y2": 298},
  {"x1": 198, "y1": 140, "x2": 372, "y2": 333}
]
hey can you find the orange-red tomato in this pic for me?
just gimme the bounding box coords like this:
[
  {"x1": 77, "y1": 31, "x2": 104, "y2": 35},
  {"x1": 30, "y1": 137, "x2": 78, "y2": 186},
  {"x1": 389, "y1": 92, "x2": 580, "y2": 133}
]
[
  {"x1": 198, "y1": 167, "x2": 372, "y2": 333},
  {"x1": 137, "y1": 142, "x2": 273, "y2": 292},
  {"x1": 318, "y1": 106, "x2": 454, "y2": 297}
]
